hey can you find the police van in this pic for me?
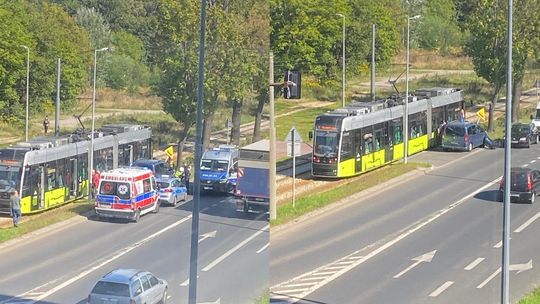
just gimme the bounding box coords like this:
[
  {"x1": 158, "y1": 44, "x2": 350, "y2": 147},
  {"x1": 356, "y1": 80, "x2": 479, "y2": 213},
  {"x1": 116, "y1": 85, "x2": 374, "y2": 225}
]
[
  {"x1": 200, "y1": 145, "x2": 238, "y2": 193},
  {"x1": 95, "y1": 167, "x2": 160, "y2": 222}
]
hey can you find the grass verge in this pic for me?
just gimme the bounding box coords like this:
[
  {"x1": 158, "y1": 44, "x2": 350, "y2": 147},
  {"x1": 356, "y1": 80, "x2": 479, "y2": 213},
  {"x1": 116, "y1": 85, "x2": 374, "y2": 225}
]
[
  {"x1": 254, "y1": 291, "x2": 269, "y2": 304},
  {"x1": 519, "y1": 288, "x2": 540, "y2": 304},
  {"x1": 0, "y1": 200, "x2": 94, "y2": 244},
  {"x1": 271, "y1": 161, "x2": 430, "y2": 226}
]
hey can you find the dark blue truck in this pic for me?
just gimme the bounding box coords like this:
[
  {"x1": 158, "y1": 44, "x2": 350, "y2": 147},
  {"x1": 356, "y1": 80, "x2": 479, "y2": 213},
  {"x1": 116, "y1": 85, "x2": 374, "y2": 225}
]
[{"x1": 235, "y1": 140, "x2": 269, "y2": 213}]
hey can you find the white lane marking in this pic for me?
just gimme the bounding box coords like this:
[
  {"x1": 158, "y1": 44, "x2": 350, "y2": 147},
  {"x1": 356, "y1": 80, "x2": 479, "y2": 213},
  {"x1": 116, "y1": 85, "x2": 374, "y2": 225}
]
[
  {"x1": 393, "y1": 250, "x2": 436, "y2": 279},
  {"x1": 198, "y1": 230, "x2": 217, "y2": 243},
  {"x1": 531, "y1": 160, "x2": 537, "y2": 164},
  {"x1": 197, "y1": 298, "x2": 220, "y2": 304},
  {"x1": 212, "y1": 203, "x2": 218, "y2": 207},
  {"x1": 256, "y1": 243, "x2": 269, "y2": 253},
  {"x1": 202, "y1": 224, "x2": 269, "y2": 272},
  {"x1": 20, "y1": 214, "x2": 193, "y2": 303},
  {"x1": 494, "y1": 238, "x2": 511, "y2": 248},
  {"x1": 514, "y1": 211, "x2": 540, "y2": 233},
  {"x1": 477, "y1": 260, "x2": 533, "y2": 289},
  {"x1": 464, "y1": 257, "x2": 485, "y2": 270},
  {"x1": 429, "y1": 281, "x2": 454, "y2": 297},
  {"x1": 271, "y1": 178, "x2": 500, "y2": 303},
  {"x1": 523, "y1": 164, "x2": 529, "y2": 167}
]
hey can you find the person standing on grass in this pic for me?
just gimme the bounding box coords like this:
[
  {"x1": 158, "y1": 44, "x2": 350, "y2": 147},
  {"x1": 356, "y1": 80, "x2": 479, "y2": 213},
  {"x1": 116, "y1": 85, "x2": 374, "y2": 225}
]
[
  {"x1": 43, "y1": 116, "x2": 49, "y2": 134},
  {"x1": 10, "y1": 189, "x2": 21, "y2": 227}
]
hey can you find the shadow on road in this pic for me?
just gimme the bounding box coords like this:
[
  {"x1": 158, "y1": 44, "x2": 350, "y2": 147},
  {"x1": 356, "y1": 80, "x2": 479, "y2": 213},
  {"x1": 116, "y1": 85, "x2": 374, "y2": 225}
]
[{"x1": 0, "y1": 294, "x2": 60, "y2": 304}]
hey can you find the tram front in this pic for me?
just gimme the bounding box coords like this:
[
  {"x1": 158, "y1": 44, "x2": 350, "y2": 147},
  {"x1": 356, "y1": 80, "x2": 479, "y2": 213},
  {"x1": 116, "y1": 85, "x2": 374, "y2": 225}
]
[
  {"x1": 0, "y1": 148, "x2": 25, "y2": 214},
  {"x1": 312, "y1": 114, "x2": 344, "y2": 178}
]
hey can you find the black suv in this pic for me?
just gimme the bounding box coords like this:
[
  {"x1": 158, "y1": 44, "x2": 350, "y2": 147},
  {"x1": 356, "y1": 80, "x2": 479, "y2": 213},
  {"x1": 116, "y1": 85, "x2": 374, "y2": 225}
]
[
  {"x1": 510, "y1": 122, "x2": 538, "y2": 148},
  {"x1": 499, "y1": 167, "x2": 540, "y2": 203}
]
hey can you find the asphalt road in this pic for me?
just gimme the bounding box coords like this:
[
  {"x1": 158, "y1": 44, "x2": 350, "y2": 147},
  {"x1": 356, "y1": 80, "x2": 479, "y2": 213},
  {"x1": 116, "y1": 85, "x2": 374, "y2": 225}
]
[
  {"x1": 270, "y1": 145, "x2": 540, "y2": 304},
  {"x1": 0, "y1": 194, "x2": 268, "y2": 304}
]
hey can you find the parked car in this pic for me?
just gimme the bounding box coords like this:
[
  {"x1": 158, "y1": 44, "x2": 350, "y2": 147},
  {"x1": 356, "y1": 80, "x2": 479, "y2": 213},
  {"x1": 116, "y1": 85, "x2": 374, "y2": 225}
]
[
  {"x1": 499, "y1": 167, "x2": 540, "y2": 203},
  {"x1": 441, "y1": 121, "x2": 490, "y2": 151},
  {"x1": 510, "y1": 122, "x2": 538, "y2": 148},
  {"x1": 156, "y1": 177, "x2": 187, "y2": 206},
  {"x1": 132, "y1": 159, "x2": 175, "y2": 178},
  {"x1": 87, "y1": 269, "x2": 168, "y2": 304}
]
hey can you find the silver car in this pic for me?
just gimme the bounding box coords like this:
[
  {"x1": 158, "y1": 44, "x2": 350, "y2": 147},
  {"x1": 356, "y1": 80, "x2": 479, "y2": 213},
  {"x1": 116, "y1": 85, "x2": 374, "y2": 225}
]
[
  {"x1": 87, "y1": 269, "x2": 168, "y2": 304},
  {"x1": 157, "y1": 177, "x2": 188, "y2": 206}
]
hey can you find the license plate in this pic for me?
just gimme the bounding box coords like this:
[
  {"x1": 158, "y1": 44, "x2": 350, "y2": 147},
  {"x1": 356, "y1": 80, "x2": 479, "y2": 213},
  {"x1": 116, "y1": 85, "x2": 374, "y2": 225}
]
[
  {"x1": 204, "y1": 186, "x2": 212, "y2": 190},
  {"x1": 100, "y1": 204, "x2": 112, "y2": 208}
]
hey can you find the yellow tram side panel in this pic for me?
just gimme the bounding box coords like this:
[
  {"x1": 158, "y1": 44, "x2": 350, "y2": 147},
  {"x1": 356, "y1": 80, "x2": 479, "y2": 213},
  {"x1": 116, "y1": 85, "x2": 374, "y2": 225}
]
[
  {"x1": 361, "y1": 150, "x2": 386, "y2": 172},
  {"x1": 408, "y1": 135, "x2": 429, "y2": 156},
  {"x1": 338, "y1": 158, "x2": 356, "y2": 177},
  {"x1": 20, "y1": 179, "x2": 89, "y2": 214}
]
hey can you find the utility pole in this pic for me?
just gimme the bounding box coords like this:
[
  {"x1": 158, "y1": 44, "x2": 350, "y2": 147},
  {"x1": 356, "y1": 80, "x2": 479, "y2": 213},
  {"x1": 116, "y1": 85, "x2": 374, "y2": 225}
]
[
  {"x1": 371, "y1": 24, "x2": 376, "y2": 101},
  {"x1": 55, "y1": 58, "x2": 61, "y2": 136},
  {"x1": 269, "y1": 53, "x2": 277, "y2": 221}
]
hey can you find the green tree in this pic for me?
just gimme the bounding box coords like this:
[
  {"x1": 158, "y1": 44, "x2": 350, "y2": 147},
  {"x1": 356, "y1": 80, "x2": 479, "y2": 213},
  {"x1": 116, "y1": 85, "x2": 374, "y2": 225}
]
[
  {"x1": 463, "y1": 0, "x2": 540, "y2": 129},
  {"x1": 417, "y1": 0, "x2": 463, "y2": 53}
]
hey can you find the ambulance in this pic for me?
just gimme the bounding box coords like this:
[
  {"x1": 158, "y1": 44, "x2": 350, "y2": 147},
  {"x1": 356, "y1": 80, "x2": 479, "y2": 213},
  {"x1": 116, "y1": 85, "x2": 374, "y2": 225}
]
[{"x1": 95, "y1": 167, "x2": 160, "y2": 222}]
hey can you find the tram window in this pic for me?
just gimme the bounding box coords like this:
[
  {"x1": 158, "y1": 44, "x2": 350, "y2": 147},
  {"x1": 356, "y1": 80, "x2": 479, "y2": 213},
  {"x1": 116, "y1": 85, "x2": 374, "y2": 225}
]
[
  {"x1": 57, "y1": 159, "x2": 65, "y2": 187},
  {"x1": 363, "y1": 133, "x2": 373, "y2": 154},
  {"x1": 341, "y1": 132, "x2": 352, "y2": 157}
]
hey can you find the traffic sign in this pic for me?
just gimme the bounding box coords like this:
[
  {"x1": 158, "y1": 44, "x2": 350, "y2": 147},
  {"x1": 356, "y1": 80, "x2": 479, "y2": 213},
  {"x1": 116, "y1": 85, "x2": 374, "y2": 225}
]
[
  {"x1": 476, "y1": 107, "x2": 486, "y2": 121},
  {"x1": 285, "y1": 126, "x2": 303, "y2": 143},
  {"x1": 165, "y1": 146, "x2": 174, "y2": 159},
  {"x1": 287, "y1": 142, "x2": 301, "y2": 157}
]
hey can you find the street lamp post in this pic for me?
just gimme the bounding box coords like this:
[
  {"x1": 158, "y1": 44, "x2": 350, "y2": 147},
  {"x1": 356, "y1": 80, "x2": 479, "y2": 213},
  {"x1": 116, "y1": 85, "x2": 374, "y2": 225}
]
[
  {"x1": 21, "y1": 45, "x2": 30, "y2": 142},
  {"x1": 404, "y1": 15, "x2": 421, "y2": 164},
  {"x1": 89, "y1": 47, "x2": 110, "y2": 198},
  {"x1": 336, "y1": 13, "x2": 345, "y2": 107}
]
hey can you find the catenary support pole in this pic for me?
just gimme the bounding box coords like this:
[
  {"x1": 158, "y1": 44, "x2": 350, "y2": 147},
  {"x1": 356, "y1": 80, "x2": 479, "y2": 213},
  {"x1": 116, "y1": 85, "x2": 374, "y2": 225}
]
[
  {"x1": 269, "y1": 53, "x2": 277, "y2": 221},
  {"x1": 188, "y1": 0, "x2": 207, "y2": 303}
]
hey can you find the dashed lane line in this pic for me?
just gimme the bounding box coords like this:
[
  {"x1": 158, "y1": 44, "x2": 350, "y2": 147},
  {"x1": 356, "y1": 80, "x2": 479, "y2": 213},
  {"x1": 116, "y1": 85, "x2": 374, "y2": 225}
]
[
  {"x1": 271, "y1": 177, "x2": 500, "y2": 303},
  {"x1": 514, "y1": 211, "x2": 540, "y2": 233},
  {"x1": 464, "y1": 257, "x2": 485, "y2": 271},
  {"x1": 429, "y1": 281, "x2": 454, "y2": 297}
]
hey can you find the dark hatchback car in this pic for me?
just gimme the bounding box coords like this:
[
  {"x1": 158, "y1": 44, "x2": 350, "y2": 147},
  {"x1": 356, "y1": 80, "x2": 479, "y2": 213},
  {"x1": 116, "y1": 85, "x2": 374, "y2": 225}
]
[
  {"x1": 510, "y1": 122, "x2": 538, "y2": 148},
  {"x1": 499, "y1": 167, "x2": 540, "y2": 203}
]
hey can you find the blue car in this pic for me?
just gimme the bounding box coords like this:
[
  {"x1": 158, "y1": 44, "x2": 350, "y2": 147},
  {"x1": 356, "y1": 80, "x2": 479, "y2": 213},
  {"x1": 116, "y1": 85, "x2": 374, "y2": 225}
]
[{"x1": 156, "y1": 177, "x2": 187, "y2": 206}]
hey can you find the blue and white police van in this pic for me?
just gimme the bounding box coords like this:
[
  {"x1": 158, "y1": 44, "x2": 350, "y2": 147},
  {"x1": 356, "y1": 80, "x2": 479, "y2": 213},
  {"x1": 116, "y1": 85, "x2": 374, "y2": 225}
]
[{"x1": 200, "y1": 145, "x2": 238, "y2": 193}]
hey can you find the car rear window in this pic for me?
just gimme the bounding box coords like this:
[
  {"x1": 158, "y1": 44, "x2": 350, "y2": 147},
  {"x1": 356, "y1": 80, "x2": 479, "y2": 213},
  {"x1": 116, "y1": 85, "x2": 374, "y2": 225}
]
[
  {"x1": 99, "y1": 181, "x2": 131, "y2": 200},
  {"x1": 445, "y1": 126, "x2": 465, "y2": 137},
  {"x1": 91, "y1": 281, "x2": 130, "y2": 297},
  {"x1": 157, "y1": 181, "x2": 170, "y2": 189},
  {"x1": 511, "y1": 171, "x2": 529, "y2": 184}
]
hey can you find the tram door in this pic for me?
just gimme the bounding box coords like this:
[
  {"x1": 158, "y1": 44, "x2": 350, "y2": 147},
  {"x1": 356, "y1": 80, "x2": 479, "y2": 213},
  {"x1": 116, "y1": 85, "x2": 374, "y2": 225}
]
[
  {"x1": 354, "y1": 130, "x2": 362, "y2": 173},
  {"x1": 69, "y1": 158, "x2": 78, "y2": 198},
  {"x1": 39, "y1": 166, "x2": 45, "y2": 209},
  {"x1": 385, "y1": 123, "x2": 394, "y2": 163}
]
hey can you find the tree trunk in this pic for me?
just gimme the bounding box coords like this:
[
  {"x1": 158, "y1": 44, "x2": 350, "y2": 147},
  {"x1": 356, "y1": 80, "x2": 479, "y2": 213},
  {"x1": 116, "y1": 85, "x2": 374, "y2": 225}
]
[
  {"x1": 231, "y1": 99, "x2": 242, "y2": 145},
  {"x1": 202, "y1": 113, "x2": 213, "y2": 151},
  {"x1": 252, "y1": 94, "x2": 265, "y2": 142},
  {"x1": 488, "y1": 81, "x2": 502, "y2": 132},
  {"x1": 512, "y1": 75, "x2": 523, "y2": 123},
  {"x1": 175, "y1": 125, "x2": 190, "y2": 170}
]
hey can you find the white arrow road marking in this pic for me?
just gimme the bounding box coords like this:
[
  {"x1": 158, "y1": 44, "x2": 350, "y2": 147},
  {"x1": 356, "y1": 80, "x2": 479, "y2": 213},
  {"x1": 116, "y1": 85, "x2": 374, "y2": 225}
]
[
  {"x1": 202, "y1": 224, "x2": 269, "y2": 272},
  {"x1": 494, "y1": 238, "x2": 511, "y2": 248},
  {"x1": 393, "y1": 250, "x2": 437, "y2": 279},
  {"x1": 198, "y1": 230, "x2": 217, "y2": 243},
  {"x1": 464, "y1": 257, "x2": 485, "y2": 270},
  {"x1": 11, "y1": 214, "x2": 193, "y2": 303},
  {"x1": 271, "y1": 177, "x2": 500, "y2": 303},
  {"x1": 256, "y1": 243, "x2": 269, "y2": 253},
  {"x1": 477, "y1": 260, "x2": 533, "y2": 289},
  {"x1": 523, "y1": 164, "x2": 529, "y2": 167},
  {"x1": 197, "y1": 298, "x2": 220, "y2": 304},
  {"x1": 429, "y1": 281, "x2": 454, "y2": 297},
  {"x1": 514, "y1": 211, "x2": 540, "y2": 233},
  {"x1": 180, "y1": 275, "x2": 199, "y2": 287}
]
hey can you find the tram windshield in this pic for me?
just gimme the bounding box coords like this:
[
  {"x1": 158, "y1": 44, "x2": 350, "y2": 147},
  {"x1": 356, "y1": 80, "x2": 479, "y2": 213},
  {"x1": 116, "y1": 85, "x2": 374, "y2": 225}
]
[
  {"x1": 201, "y1": 160, "x2": 229, "y2": 171},
  {"x1": 0, "y1": 165, "x2": 21, "y2": 190},
  {"x1": 314, "y1": 131, "x2": 339, "y2": 156}
]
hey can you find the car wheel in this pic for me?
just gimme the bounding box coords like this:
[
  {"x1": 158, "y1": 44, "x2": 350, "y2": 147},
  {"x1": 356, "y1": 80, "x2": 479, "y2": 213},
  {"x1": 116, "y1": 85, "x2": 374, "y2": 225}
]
[
  {"x1": 530, "y1": 192, "x2": 536, "y2": 204},
  {"x1": 468, "y1": 143, "x2": 473, "y2": 151},
  {"x1": 161, "y1": 288, "x2": 168, "y2": 304},
  {"x1": 133, "y1": 210, "x2": 141, "y2": 222}
]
